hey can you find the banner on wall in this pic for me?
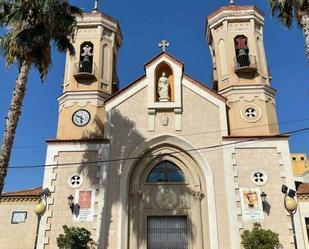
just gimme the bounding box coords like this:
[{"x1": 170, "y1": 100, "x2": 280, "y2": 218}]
[
  {"x1": 74, "y1": 189, "x2": 95, "y2": 222},
  {"x1": 239, "y1": 188, "x2": 264, "y2": 222}
]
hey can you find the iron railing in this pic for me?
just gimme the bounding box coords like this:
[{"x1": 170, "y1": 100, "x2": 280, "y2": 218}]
[
  {"x1": 73, "y1": 62, "x2": 98, "y2": 80},
  {"x1": 234, "y1": 54, "x2": 257, "y2": 72}
]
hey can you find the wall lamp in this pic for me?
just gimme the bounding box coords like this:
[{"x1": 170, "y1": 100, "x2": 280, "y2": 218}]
[
  {"x1": 260, "y1": 191, "x2": 267, "y2": 203},
  {"x1": 67, "y1": 195, "x2": 80, "y2": 215},
  {"x1": 281, "y1": 184, "x2": 298, "y2": 249}
]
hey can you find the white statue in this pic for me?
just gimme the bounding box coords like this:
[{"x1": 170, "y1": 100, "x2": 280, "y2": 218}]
[{"x1": 157, "y1": 72, "x2": 170, "y2": 101}]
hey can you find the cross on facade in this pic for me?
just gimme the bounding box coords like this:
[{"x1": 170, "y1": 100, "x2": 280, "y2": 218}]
[
  {"x1": 158, "y1": 40, "x2": 170, "y2": 52},
  {"x1": 230, "y1": 0, "x2": 235, "y2": 5},
  {"x1": 245, "y1": 108, "x2": 256, "y2": 118}
]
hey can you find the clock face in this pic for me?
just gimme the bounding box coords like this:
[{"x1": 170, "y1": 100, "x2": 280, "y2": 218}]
[{"x1": 72, "y1": 109, "x2": 91, "y2": 127}]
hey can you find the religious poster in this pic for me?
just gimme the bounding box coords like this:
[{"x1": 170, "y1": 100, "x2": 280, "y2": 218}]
[
  {"x1": 73, "y1": 189, "x2": 94, "y2": 222},
  {"x1": 239, "y1": 188, "x2": 264, "y2": 222}
]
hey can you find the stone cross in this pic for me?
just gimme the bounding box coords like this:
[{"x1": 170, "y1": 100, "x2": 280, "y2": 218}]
[{"x1": 158, "y1": 40, "x2": 170, "y2": 52}]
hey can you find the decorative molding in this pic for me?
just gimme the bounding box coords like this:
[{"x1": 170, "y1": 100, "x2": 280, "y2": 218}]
[
  {"x1": 174, "y1": 108, "x2": 182, "y2": 131},
  {"x1": 130, "y1": 191, "x2": 143, "y2": 200},
  {"x1": 148, "y1": 109, "x2": 156, "y2": 131},
  {"x1": 192, "y1": 190, "x2": 205, "y2": 200}
]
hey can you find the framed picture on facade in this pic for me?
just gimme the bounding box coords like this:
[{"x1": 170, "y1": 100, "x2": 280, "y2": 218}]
[
  {"x1": 73, "y1": 189, "x2": 95, "y2": 222},
  {"x1": 239, "y1": 188, "x2": 264, "y2": 222},
  {"x1": 11, "y1": 211, "x2": 27, "y2": 224}
]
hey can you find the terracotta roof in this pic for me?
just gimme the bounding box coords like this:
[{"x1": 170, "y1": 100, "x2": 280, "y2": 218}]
[
  {"x1": 207, "y1": 5, "x2": 264, "y2": 20},
  {"x1": 1, "y1": 187, "x2": 42, "y2": 198},
  {"x1": 297, "y1": 183, "x2": 309, "y2": 194}
]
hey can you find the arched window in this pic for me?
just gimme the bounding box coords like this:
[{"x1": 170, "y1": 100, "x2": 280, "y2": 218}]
[
  {"x1": 79, "y1": 41, "x2": 94, "y2": 73},
  {"x1": 146, "y1": 161, "x2": 185, "y2": 183},
  {"x1": 234, "y1": 35, "x2": 250, "y2": 67}
]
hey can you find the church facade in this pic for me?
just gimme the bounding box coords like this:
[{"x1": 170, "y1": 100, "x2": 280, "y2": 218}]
[{"x1": 36, "y1": 4, "x2": 306, "y2": 249}]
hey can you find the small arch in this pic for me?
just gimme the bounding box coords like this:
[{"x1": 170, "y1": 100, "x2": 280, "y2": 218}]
[
  {"x1": 79, "y1": 41, "x2": 94, "y2": 73},
  {"x1": 218, "y1": 39, "x2": 228, "y2": 77},
  {"x1": 234, "y1": 35, "x2": 250, "y2": 67},
  {"x1": 155, "y1": 62, "x2": 174, "y2": 102},
  {"x1": 146, "y1": 160, "x2": 186, "y2": 183},
  {"x1": 102, "y1": 44, "x2": 110, "y2": 81}
]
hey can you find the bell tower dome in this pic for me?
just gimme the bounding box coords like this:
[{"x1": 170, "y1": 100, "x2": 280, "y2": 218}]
[
  {"x1": 206, "y1": 4, "x2": 279, "y2": 136},
  {"x1": 57, "y1": 9, "x2": 122, "y2": 140}
]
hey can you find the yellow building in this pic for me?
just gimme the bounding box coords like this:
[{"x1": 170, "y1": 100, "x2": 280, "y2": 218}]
[
  {"x1": 291, "y1": 153, "x2": 309, "y2": 182},
  {"x1": 0, "y1": 187, "x2": 42, "y2": 249}
]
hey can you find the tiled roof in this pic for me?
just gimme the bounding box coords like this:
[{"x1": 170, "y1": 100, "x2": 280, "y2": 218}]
[
  {"x1": 207, "y1": 5, "x2": 264, "y2": 20},
  {"x1": 1, "y1": 187, "x2": 42, "y2": 197},
  {"x1": 297, "y1": 183, "x2": 309, "y2": 194}
]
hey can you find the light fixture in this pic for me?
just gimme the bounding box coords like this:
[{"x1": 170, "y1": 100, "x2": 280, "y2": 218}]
[
  {"x1": 281, "y1": 184, "x2": 288, "y2": 194},
  {"x1": 282, "y1": 185, "x2": 298, "y2": 249},
  {"x1": 288, "y1": 189, "x2": 296, "y2": 198},
  {"x1": 67, "y1": 195, "x2": 80, "y2": 215},
  {"x1": 260, "y1": 191, "x2": 267, "y2": 202},
  {"x1": 67, "y1": 195, "x2": 74, "y2": 213}
]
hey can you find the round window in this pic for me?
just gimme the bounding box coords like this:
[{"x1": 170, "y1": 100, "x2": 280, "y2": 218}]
[
  {"x1": 241, "y1": 104, "x2": 262, "y2": 122},
  {"x1": 68, "y1": 174, "x2": 83, "y2": 188},
  {"x1": 251, "y1": 170, "x2": 267, "y2": 186}
]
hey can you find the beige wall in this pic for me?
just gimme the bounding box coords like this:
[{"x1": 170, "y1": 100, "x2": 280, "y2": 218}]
[
  {"x1": 105, "y1": 85, "x2": 230, "y2": 248},
  {"x1": 234, "y1": 147, "x2": 291, "y2": 247},
  {"x1": 0, "y1": 199, "x2": 38, "y2": 249},
  {"x1": 43, "y1": 150, "x2": 100, "y2": 249}
]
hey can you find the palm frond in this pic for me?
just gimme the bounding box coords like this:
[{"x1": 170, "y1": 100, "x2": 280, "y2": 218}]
[
  {"x1": 0, "y1": 0, "x2": 82, "y2": 77},
  {"x1": 268, "y1": 0, "x2": 307, "y2": 28}
]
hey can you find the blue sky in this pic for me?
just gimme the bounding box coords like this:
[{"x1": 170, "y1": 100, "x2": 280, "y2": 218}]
[{"x1": 0, "y1": 0, "x2": 308, "y2": 192}]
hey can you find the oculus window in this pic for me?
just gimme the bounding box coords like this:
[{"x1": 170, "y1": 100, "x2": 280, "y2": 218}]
[{"x1": 146, "y1": 161, "x2": 185, "y2": 183}]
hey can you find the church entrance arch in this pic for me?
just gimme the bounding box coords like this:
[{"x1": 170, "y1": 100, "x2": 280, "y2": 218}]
[{"x1": 128, "y1": 145, "x2": 210, "y2": 249}]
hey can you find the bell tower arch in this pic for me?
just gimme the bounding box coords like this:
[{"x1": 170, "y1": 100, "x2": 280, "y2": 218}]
[
  {"x1": 57, "y1": 10, "x2": 122, "y2": 140},
  {"x1": 206, "y1": 5, "x2": 278, "y2": 136}
]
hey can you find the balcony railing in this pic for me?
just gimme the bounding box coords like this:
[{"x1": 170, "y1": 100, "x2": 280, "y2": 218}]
[
  {"x1": 73, "y1": 62, "x2": 98, "y2": 81},
  {"x1": 234, "y1": 54, "x2": 257, "y2": 73}
]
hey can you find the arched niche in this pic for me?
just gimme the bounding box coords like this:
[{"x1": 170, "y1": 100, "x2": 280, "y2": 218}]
[
  {"x1": 218, "y1": 39, "x2": 228, "y2": 77},
  {"x1": 101, "y1": 44, "x2": 110, "y2": 81},
  {"x1": 79, "y1": 41, "x2": 94, "y2": 73},
  {"x1": 234, "y1": 35, "x2": 250, "y2": 67},
  {"x1": 155, "y1": 62, "x2": 174, "y2": 102}
]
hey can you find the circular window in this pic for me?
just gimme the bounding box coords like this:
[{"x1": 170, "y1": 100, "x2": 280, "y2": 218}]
[
  {"x1": 251, "y1": 170, "x2": 267, "y2": 186},
  {"x1": 68, "y1": 174, "x2": 83, "y2": 188},
  {"x1": 241, "y1": 104, "x2": 262, "y2": 122}
]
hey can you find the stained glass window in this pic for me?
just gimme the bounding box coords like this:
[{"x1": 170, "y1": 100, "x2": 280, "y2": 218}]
[{"x1": 146, "y1": 161, "x2": 185, "y2": 183}]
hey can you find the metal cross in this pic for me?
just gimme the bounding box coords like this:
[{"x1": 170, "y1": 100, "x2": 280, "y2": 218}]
[
  {"x1": 158, "y1": 40, "x2": 170, "y2": 52},
  {"x1": 93, "y1": 0, "x2": 99, "y2": 12}
]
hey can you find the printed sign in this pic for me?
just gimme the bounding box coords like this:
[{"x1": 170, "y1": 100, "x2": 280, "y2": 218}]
[
  {"x1": 239, "y1": 188, "x2": 264, "y2": 222},
  {"x1": 73, "y1": 189, "x2": 94, "y2": 222}
]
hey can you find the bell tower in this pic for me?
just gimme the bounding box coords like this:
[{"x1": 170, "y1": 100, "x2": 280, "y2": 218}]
[
  {"x1": 206, "y1": 4, "x2": 278, "y2": 136},
  {"x1": 57, "y1": 9, "x2": 122, "y2": 140}
]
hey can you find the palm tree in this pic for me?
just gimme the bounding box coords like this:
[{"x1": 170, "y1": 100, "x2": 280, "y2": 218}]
[
  {"x1": 0, "y1": 0, "x2": 82, "y2": 195},
  {"x1": 268, "y1": 0, "x2": 309, "y2": 62}
]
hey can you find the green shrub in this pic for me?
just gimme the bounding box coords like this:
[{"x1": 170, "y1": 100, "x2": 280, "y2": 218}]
[
  {"x1": 57, "y1": 225, "x2": 93, "y2": 249},
  {"x1": 241, "y1": 223, "x2": 281, "y2": 249}
]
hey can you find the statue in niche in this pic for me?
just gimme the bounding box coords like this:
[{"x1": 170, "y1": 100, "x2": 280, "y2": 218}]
[
  {"x1": 80, "y1": 44, "x2": 93, "y2": 73},
  {"x1": 157, "y1": 72, "x2": 170, "y2": 101}
]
